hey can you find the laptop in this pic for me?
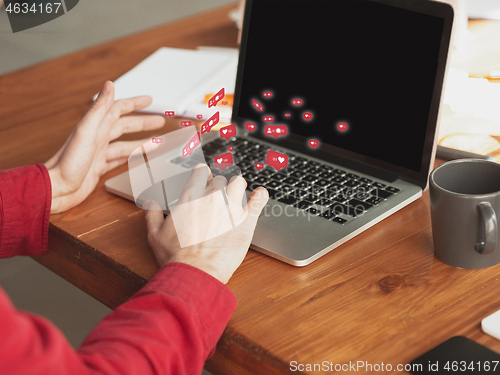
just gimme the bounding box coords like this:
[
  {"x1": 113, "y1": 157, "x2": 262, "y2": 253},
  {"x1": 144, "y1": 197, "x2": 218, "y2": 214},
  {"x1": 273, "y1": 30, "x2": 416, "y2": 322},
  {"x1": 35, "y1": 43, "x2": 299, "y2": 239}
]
[{"x1": 105, "y1": 0, "x2": 454, "y2": 266}]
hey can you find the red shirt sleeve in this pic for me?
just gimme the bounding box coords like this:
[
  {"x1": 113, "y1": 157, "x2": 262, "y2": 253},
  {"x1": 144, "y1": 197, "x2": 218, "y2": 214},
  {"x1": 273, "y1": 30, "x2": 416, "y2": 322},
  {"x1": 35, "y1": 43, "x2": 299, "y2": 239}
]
[
  {"x1": 0, "y1": 262, "x2": 237, "y2": 375},
  {"x1": 0, "y1": 164, "x2": 51, "y2": 258},
  {"x1": 0, "y1": 165, "x2": 238, "y2": 374}
]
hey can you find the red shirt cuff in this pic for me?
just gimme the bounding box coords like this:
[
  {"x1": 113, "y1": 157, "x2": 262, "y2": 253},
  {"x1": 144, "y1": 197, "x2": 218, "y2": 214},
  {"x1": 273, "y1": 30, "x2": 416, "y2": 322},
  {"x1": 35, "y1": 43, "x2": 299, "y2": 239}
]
[{"x1": 0, "y1": 164, "x2": 51, "y2": 258}]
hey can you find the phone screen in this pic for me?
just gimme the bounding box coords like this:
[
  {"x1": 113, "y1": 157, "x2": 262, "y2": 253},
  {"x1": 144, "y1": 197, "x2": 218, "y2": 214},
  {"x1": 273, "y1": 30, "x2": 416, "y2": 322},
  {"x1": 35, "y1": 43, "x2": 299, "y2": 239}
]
[{"x1": 411, "y1": 336, "x2": 500, "y2": 374}]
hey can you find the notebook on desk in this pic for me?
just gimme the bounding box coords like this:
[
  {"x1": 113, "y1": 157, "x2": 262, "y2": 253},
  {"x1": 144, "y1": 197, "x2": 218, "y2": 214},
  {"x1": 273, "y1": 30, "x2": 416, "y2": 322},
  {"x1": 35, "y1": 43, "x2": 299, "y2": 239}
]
[{"x1": 106, "y1": 0, "x2": 454, "y2": 266}]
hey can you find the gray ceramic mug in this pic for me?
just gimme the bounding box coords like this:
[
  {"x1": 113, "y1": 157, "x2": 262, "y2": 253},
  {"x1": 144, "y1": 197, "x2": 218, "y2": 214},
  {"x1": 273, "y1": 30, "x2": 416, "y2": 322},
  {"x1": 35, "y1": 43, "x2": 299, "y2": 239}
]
[{"x1": 429, "y1": 159, "x2": 500, "y2": 269}]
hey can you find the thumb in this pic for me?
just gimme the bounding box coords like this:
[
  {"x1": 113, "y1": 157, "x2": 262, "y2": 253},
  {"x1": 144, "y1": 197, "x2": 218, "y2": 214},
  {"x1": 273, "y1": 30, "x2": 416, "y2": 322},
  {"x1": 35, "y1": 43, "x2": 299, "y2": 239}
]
[
  {"x1": 83, "y1": 81, "x2": 115, "y2": 128},
  {"x1": 143, "y1": 199, "x2": 165, "y2": 235},
  {"x1": 243, "y1": 187, "x2": 269, "y2": 227}
]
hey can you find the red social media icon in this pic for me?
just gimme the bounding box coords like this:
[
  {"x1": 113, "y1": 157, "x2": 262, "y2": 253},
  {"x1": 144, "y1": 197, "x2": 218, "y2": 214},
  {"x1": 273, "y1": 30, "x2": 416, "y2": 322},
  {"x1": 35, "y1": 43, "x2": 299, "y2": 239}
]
[
  {"x1": 213, "y1": 152, "x2": 233, "y2": 170},
  {"x1": 263, "y1": 116, "x2": 274, "y2": 123},
  {"x1": 252, "y1": 99, "x2": 263, "y2": 112},
  {"x1": 337, "y1": 122, "x2": 348, "y2": 132},
  {"x1": 197, "y1": 114, "x2": 203, "y2": 119},
  {"x1": 152, "y1": 137, "x2": 163, "y2": 144},
  {"x1": 181, "y1": 121, "x2": 192, "y2": 127},
  {"x1": 264, "y1": 125, "x2": 288, "y2": 139},
  {"x1": 245, "y1": 122, "x2": 256, "y2": 132},
  {"x1": 255, "y1": 163, "x2": 264, "y2": 170},
  {"x1": 165, "y1": 111, "x2": 175, "y2": 117},
  {"x1": 284, "y1": 113, "x2": 291, "y2": 117},
  {"x1": 228, "y1": 146, "x2": 234, "y2": 151},
  {"x1": 221, "y1": 101, "x2": 228, "y2": 105},
  {"x1": 291, "y1": 99, "x2": 303, "y2": 106},
  {"x1": 208, "y1": 88, "x2": 225, "y2": 108},
  {"x1": 303, "y1": 113, "x2": 313, "y2": 121},
  {"x1": 201, "y1": 112, "x2": 220, "y2": 134},
  {"x1": 182, "y1": 132, "x2": 201, "y2": 158},
  {"x1": 263, "y1": 91, "x2": 273, "y2": 98},
  {"x1": 266, "y1": 150, "x2": 288, "y2": 171},
  {"x1": 309, "y1": 140, "x2": 319, "y2": 149},
  {"x1": 220, "y1": 124, "x2": 237, "y2": 140}
]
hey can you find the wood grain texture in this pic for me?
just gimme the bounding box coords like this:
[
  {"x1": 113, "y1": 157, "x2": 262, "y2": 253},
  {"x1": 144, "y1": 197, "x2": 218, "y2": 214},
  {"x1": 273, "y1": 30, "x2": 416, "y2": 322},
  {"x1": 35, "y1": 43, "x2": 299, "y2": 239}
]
[{"x1": 2, "y1": 6, "x2": 500, "y2": 374}]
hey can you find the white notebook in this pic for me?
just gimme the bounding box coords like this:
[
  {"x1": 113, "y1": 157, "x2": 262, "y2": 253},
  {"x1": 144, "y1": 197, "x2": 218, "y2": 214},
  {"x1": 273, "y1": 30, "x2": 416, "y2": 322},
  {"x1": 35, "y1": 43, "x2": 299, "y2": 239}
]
[{"x1": 109, "y1": 47, "x2": 238, "y2": 123}]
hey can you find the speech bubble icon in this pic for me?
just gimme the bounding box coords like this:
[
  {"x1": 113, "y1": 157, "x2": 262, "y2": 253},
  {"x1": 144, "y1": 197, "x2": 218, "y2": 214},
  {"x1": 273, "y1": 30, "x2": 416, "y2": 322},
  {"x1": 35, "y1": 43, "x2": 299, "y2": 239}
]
[
  {"x1": 228, "y1": 146, "x2": 234, "y2": 151},
  {"x1": 291, "y1": 99, "x2": 303, "y2": 106},
  {"x1": 201, "y1": 112, "x2": 220, "y2": 134},
  {"x1": 263, "y1": 91, "x2": 273, "y2": 98},
  {"x1": 245, "y1": 122, "x2": 256, "y2": 132},
  {"x1": 255, "y1": 163, "x2": 264, "y2": 171},
  {"x1": 264, "y1": 125, "x2": 288, "y2": 139},
  {"x1": 309, "y1": 140, "x2": 319, "y2": 149},
  {"x1": 208, "y1": 88, "x2": 225, "y2": 108},
  {"x1": 284, "y1": 113, "x2": 291, "y2": 117},
  {"x1": 181, "y1": 121, "x2": 192, "y2": 127},
  {"x1": 213, "y1": 152, "x2": 233, "y2": 170},
  {"x1": 152, "y1": 137, "x2": 163, "y2": 144},
  {"x1": 220, "y1": 124, "x2": 237, "y2": 140},
  {"x1": 252, "y1": 99, "x2": 264, "y2": 112},
  {"x1": 337, "y1": 122, "x2": 348, "y2": 132},
  {"x1": 182, "y1": 132, "x2": 201, "y2": 158},
  {"x1": 197, "y1": 114, "x2": 203, "y2": 119},
  {"x1": 221, "y1": 101, "x2": 228, "y2": 105},
  {"x1": 266, "y1": 150, "x2": 288, "y2": 171},
  {"x1": 303, "y1": 113, "x2": 313, "y2": 121},
  {"x1": 165, "y1": 111, "x2": 175, "y2": 117},
  {"x1": 263, "y1": 116, "x2": 274, "y2": 123}
]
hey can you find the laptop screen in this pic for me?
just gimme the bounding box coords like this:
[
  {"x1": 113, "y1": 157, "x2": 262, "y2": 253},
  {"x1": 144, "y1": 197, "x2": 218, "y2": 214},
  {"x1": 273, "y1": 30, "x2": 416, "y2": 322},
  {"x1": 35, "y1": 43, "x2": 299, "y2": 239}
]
[{"x1": 233, "y1": 0, "x2": 448, "y2": 175}]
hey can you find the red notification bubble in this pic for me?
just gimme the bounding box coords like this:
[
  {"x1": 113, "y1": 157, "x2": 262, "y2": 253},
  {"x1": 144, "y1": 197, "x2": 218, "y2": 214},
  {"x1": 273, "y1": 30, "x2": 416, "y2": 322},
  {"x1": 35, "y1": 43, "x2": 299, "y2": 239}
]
[
  {"x1": 201, "y1": 112, "x2": 220, "y2": 134},
  {"x1": 291, "y1": 99, "x2": 303, "y2": 106},
  {"x1": 309, "y1": 140, "x2": 319, "y2": 149},
  {"x1": 266, "y1": 150, "x2": 288, "y2": 171},
  {"x1": 182, "y1": 132, "x2": 201, "y2": 158},
  {"x1": 197, "y1": 114, "x2": 203, "y2": 119},
  {"x1": 228, "y1": 146, "x2": 234, "y2": 151},
  {"x1": 263, "y1": 116, "x2": 274, "y2": 123},
  {"x1": 221, "y1": 101, "x2": 228, "y2": 105},
  {"x1": 208, "y1": 88, "x2": 225, "y2": 108},
  {"x1": 284, "y1": 113, "x2": 291, "y2": 117},
  {"x1": 165, "y1": 111, "x2": 175, "y2": 117},
  {"x1": 263, "y1": 91, "x2": 273, "y2": 98},
  {"x1": 220, "y1": 124, "x2": 237, "y2": 140},
  {"x1": 303, "y1": 113, "x2": 313, "y2": 121},
  {"x1": 152, "y1": 137, "x2": 163, "y2": 144},
  {"x1": 252, "y1": 99, "x2": 264, "y2": 112},
  {"x1": 181, "y1": 121, "x2": 192, "y2": 127},
  {"x1": 255, "y1": 163, "x2": 264, "y2": 170},
  {"x1": 264, "y1": 125, "x2": 288, "y2": 139},
  {"x1": 245, "y1": 122, "x2": 256, "y2": 132},
  {"x1": 213, "y1": 152, "x2": 233, "y2": 170},
  {"x1": 337, "y1": 122, "x2": 348, "y2": 132}
]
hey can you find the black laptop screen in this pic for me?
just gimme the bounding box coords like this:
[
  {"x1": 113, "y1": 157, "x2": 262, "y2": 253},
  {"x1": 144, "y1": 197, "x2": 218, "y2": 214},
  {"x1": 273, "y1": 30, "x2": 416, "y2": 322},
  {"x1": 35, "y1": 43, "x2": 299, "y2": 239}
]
[{"x1": 234, "y1": 0, "x2": 446, "y2": 173}]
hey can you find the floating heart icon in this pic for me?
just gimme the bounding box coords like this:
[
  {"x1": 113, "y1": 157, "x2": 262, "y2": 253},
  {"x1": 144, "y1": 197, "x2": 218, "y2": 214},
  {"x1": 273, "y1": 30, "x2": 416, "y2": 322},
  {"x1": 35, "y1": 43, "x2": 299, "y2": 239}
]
[
  {"x1": 223, "y1": 129, "x2": 227, "y2": 134},
  {"x1": 228, "y1": 146, "x2": 234, "y2": 151},
  {"x1": 255, "y1": 163, "x2": 264, "y2": 170},
  {"x1": 303, "y1": 113, "x2": 313, "y2": 121},
  {"x1": 217, "y1": 158, "x2": 223, "y2": 164},
  {"x1": 197, "y1": 114, "x2": 203, "y2": 119},
  {"x1": 278, "y1": 157, "x2": 285, "y2": 163},
  {"x1": 337, "y1": 122, "x2": 348, "y2": 132}
]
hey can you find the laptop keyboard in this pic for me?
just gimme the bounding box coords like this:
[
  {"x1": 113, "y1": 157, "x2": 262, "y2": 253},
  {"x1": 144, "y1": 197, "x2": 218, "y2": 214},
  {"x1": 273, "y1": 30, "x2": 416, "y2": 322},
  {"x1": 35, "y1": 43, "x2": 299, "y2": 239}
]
[{"x1": 172, "y1": 136, "x2": 402, "y2": 225}]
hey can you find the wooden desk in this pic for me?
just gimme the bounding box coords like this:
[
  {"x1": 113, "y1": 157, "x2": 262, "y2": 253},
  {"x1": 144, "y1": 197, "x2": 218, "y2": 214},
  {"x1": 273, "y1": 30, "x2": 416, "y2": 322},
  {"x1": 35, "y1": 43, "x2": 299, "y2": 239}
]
[{"x1": 2, "y1": 4, "x2": 500, "y2": 374}]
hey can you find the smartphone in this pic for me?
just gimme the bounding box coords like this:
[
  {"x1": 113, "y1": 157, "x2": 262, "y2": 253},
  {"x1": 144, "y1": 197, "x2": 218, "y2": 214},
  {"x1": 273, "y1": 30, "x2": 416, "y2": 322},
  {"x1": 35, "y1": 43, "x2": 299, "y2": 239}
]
[{"x1": 411, "y1": 336, "x2": 500, "y2": 374}]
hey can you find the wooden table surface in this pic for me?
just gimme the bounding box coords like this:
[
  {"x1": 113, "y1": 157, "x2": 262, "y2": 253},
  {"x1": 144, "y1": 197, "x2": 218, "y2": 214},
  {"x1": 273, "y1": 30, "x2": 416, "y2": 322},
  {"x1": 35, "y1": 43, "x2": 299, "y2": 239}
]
[{"x1": 2, "y1": 4, "x2": 500, "y2": 374}]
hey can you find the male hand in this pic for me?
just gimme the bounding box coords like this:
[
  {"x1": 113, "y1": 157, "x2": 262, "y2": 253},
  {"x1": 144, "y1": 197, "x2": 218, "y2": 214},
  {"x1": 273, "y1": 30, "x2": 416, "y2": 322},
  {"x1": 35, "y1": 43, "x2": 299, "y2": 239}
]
[
  {"x1": 144, "y1": 165, "x2": 269, "y2": 284},
  {"x1": 44, "y1": 81, "x2": 165, "y2": 213}
]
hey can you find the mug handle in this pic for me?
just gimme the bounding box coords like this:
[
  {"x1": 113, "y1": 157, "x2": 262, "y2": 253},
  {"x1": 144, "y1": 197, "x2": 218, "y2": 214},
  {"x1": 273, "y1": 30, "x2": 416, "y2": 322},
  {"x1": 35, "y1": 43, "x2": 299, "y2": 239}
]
[{"x1": 476, "y1": 202, "x2": 498, "y2": 255}]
